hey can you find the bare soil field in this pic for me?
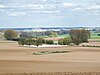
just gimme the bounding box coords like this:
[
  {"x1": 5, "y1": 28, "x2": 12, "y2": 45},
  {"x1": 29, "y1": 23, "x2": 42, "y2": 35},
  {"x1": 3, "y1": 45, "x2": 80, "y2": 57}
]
[{"x1": 0, "y1": 40, "x2": 100, "y2": 74}]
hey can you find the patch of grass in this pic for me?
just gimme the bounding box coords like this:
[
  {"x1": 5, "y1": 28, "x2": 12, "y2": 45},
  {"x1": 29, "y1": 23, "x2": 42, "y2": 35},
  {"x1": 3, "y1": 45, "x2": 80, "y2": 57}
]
[
  {"x1": 58, "y1": 34, "x2": 69, "y2": 38},
  {"x1": 91, "y1": 32, "x2": 100, "y2": 39},
  {"x1": 33, "y1": 51, "x2": 70, "y2": 55},
  {"x1": 91, "y1": 36, "x2": 100, "y2": 39}
]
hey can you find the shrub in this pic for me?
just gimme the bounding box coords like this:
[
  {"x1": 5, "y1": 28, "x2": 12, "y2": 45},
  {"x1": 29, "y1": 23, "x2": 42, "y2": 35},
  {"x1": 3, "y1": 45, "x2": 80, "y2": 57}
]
[
  {"x1": 69, "y1": 43, "x2": 75, "y2": 46},
  {"x1": 58, "y1": 37, "x2": 72, "y2": 45},
  {"x1": 46, "y1": 40, "x2": 54, "y2": 44},
  {"x1": 63, "y1": 37, "x2": 72, "y2": 45},
  {"x1": 58, "y1": 39, "x2": 63, "y2": 45}
]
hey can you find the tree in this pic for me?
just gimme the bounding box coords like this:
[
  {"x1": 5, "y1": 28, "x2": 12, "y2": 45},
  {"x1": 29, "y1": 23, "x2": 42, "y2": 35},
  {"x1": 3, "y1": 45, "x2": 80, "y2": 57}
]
[
  {"x1": 45, "y1": 31, "x2": 58, "y2": 37},
  {"x1": 72, "y1": 38, "x2": 82, "y2": 45},
  {"x1": 63, "y1": 37, "x2": 72, "y2": 45},
  {"x1": 58, "y1": 38, "x2": 63, "y2": 45},
  {"x1": 4, "y1": 29, "x2": 18, "y2": 40},
  {"x1": 25, "y1": 38, "x2": 33, "y2": 47},
  {"x1": 18, "y1": 37, "x2": 26, "y2": 46},
  {"x1": 69, "y1": 29, "x2": 90, "y2": 45},
  {"x1": 36, "y1": 38, "x2": 45, "y2": 44},
  {"x1": 20, "y1": 32, "x2": 35, "y2": 38},
  {"x1": 58, "y1": 37, "x2": 72, "y2": 45},
  {"x1": 35, "y1": 38, "x2": 43, "y2": 47},
  {"x1": 81, "y1": 30, "x2": 90, "y2": 42},
  {"x1": 18, "y1": 37, "x2": 43, "y2": 47},
  {"x1": 49, "y1": 32, "x2": 58, "y2": 37},
  {"x1": 46, "y1": 40, "x2": 54, "y2": 44}
]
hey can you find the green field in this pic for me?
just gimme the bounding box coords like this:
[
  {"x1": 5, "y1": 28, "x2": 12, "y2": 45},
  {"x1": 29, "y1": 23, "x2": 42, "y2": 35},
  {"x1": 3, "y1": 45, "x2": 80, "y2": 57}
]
[
  {"x1": 91, "y1": 32, "x2": 100, "y2": 39},
  {"x1": 48, "y1": 33, "x2": 100, "y2": 39},
  {"x1": 34, "y1": 34, "x2": 69, "y2": 38},
  {"x1": 58, "y1": 34, "x2": 69, "y2": 38},
  {"x1": 58, "y1": 33, "x2": 100, "y2": 39}
]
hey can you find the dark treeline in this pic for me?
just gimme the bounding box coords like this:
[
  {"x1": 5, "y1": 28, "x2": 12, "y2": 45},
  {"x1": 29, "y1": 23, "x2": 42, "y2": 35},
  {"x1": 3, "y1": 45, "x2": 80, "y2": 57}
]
[
  {"x1": 4, "y1": 29, "x2": 90, "y2": 46},
  {"x1": 58, "y1": 29, "x2": 90, "y2": 45}
]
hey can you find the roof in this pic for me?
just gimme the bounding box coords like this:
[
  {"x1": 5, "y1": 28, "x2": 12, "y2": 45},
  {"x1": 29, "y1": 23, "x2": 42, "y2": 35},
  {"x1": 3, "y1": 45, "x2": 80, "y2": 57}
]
[{"x1": 44, "y1": 37, "x2": 62, "y2": 41}]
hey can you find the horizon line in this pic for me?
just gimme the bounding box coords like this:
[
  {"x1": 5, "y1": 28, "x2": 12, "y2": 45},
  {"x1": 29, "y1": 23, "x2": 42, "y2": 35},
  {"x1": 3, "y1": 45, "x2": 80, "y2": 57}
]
[{"x1": 0, "y1": 26, "x2": 100, "y2": 29}]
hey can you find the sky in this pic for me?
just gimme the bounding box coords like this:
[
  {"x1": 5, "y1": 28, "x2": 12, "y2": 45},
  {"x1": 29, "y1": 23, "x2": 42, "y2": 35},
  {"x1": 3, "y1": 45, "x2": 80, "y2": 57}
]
[{"x1": 0, "y1": 0, "x2": 100, "y2": 28}]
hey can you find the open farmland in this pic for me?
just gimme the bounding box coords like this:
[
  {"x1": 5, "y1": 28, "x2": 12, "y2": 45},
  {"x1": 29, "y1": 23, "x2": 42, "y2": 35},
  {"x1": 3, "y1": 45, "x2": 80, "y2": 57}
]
[
  {"x1": 91, "y1": 32, "x2": 100, "y2": 39},
  {"x1": 0, "y1": 40, "x2": 100, "y2": 75}
]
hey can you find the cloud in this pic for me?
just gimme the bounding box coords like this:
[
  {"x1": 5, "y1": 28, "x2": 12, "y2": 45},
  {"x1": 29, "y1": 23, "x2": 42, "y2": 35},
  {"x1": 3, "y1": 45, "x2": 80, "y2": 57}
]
[
  {"x1": 0, "y1": 3, "x2": 44, "y2": 9},
  {"x1": 0, "y1": 1, "x2": 100, "y2": 16},
  {"x1": 0, "y1": 1, "x2": 61, "y2": 16},
  {"x1": 15, "y1": 3, "x2": 44, "y2": 9},
  {"x1": 7, "y1": 12, "x2": 26, "y2": 16},
  {"x1": 30, "y1": 10, "x2": 60, "y2": 14},
  {"x1": 63, "y1": 3, "x2": 78, "y2": 8},
  {"x1": 23, "y1": 4, "x2": 44, "y2": 9},
  {"x1": 0, "y1": 5, "x2": 5, "y2": 8},
  {"x1": 63, "y1": 2, "x2": 100, "y2": 15}
]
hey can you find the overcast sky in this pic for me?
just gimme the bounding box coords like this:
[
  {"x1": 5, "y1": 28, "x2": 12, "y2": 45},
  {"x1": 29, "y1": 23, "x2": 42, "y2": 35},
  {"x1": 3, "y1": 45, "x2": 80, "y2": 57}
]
[{"x1": 0, "y1": 0, "x2": 100, "y2": 28}]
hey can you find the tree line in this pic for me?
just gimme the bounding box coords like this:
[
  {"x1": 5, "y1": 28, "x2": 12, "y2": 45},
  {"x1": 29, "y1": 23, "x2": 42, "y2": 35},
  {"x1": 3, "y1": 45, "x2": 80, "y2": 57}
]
[
  {"x1": 58, "y1": 29, "x2": 90, "y2": 45},
  {"x1": 18, "y1": 37, "x2": 54, "y2": 47},
  {"x1": 4, "y1": 29, "x2": 90, "y2": 46}
]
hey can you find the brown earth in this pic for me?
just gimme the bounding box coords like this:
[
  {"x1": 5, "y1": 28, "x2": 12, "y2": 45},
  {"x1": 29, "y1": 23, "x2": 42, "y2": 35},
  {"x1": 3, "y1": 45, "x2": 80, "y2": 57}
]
[{"x1": 0, "y1": 40, "x2": 100, "y2": 73}]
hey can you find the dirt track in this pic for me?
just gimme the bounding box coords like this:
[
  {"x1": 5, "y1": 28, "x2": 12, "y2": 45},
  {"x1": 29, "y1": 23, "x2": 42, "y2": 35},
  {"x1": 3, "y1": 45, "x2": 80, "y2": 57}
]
[{"x1": 0, "y1": 41, "x2": 100, "y2": 73}]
